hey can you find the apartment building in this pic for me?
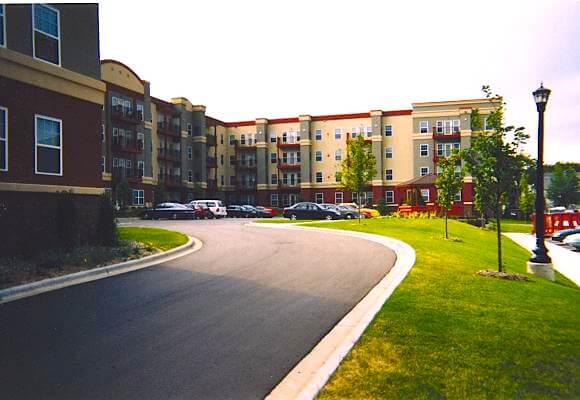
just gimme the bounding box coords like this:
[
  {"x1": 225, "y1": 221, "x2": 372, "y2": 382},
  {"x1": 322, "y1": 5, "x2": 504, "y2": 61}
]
[{"x1": 0, "y1": 3, "x2": 105, "y2": 254}]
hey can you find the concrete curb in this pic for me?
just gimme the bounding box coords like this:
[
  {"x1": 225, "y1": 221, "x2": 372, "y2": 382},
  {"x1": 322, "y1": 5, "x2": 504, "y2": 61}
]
[
  {"x1": 247, "y1": 222, "x2": 416, "y2": 400},
  {"x1": 0, "y1": 236, "x2": 203, "y2": 304}
]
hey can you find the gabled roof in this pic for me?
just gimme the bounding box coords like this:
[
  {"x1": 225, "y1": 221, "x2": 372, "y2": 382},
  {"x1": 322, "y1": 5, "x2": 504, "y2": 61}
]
[{"x1": 399, "y1": 173, "x2": 437, "y2": 186}]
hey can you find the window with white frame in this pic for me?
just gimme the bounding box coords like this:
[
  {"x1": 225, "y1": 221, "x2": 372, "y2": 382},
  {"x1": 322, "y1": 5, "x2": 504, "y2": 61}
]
[
  {"x1": 35, "y1": 115, "x2": 62, "y2": 175},
  {"x1": 351, "y1": 127, "x2": 358, "y2": 138},
  {"x1": 187, "y1": 145, "x2": 192, "y2": 160},
  {"x1": 0, "y1": 107, "x2": 7, "y2": 171},
  {"x1": 315, "y1": 151, "x2": 322, "y2": 162},
  {"x1": 132, "y1": 189, "x2": 144, "y2": 206},
  {"x1": 436, "y1": 165, "x2": 442, "y2": 175},
  {"x1": 385, "y1": 169, "x2": 393, "y2": 180},
  {"x1": 452, "y1": 119, "x2": 460, "y2": 133},
  {"x1": 436, "y1": 143, "x2": 443, "y2": 156},
  {"x1": 334, "y1": 149, "x2": 342, "y2": 161},
  {"x1": 385, "y1": 147, "x2": 393, "y2": 158},
  {"x1": 436, "y1": 121, "x2": 444, "y2": 134},
  {"x1": 384, "y1": 125, "x2": 392, "y2": 136},
  {"x1": 334, "y1": 128, "x2": 341, "y2": 139},
  {"x1": 455, "y1": 165, "x2": 462, "y2": 177},
  {"x1": 335, "y1": 192, "x2": 343, "y2": 204},
  {"x1": 269, "y1": 132, "x2": 276, "y2": 143},
  {"x1": 420, "y1": 121, "x2": 428, "y2": 134},
  {"x1": 315, "y1": 129, "x2": 322, "y2": 140},
  {"x1": 421, "y1": 189, "x2": 430, "y2": 203},
  {"x1": 187, "y1": 170, "x2": 192, "y2": 182},
  {"x1": 420, "y1": 166, "x2": 429, "y2": 176},
  {"x1": 385, "y1": 190, "x2": 394, "y2": 204},
  {"x1": 229, "y1": 134, "x2": 235, "y2": 145},
  {"x1": 366, "y1": 126, "x2": 372, "y2": 137},
  {"x1": 270, "y1": 152, "x2": 276, "y2": 164},
  {"x1": 137, "y1": 132, "x2": 144, "y2": 150},
  {"x1": 270, "y1": 193, "x2": 279, "y2": 207},
  {"x1": 136, "y1": 104, "x2": 144, "y2": 121},
  {"x1": 315, "y1": 171, "x2": 323, "y2": 183},
  {"x1": 32, "y1": 4, "x2": 60, "y2": 65},
  {"x1": 454, "y1": 191, "x2": 462, "y2": 202},
  {"x1": 420, "y1": 144, "x2": 429, "y2": 157},
  {"x1": 271, "y1": 173, "x2": 277, "y2": 184},
  {"x1": 187, "y1": 123, "x2": 192, "y2": 137},
  {"x1": 315, "y1": 193, "x2": 324, "y2": 204},
  {"x1": 0, "y1": 5, "x2": 5, "y2": 47},
  {"x1": 240, "y1": 134, "x2": 246, "y2": 145},
  {"x1": 101, "y1": 156, "x2": 105, "y2": 173}
]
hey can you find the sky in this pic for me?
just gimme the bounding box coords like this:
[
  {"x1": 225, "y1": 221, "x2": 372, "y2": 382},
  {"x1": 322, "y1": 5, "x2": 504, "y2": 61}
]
[{"x1": 93, "y1": 0, "x2": 578, "y2": 163}]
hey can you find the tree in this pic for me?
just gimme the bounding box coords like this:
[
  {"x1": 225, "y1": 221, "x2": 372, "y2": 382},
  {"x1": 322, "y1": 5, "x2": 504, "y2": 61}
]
[
  {"x1": 114, "y1": 178, "x2": 132, "y2": 210},
  {"x1": 519, "y1": 174, "x2": 534, "y2": 220},
  {"x1": 340, "y1": 135, "x2": 376, "y2": 223},
  {"x1": 547, "y1": 163, "x2": 579, "y2": 207},
  {"x1": 436, "y1": 152, "x2": 465, "y2": 239},
  {"x1": 376, "y1": 197, "x2": 388, "y2": 216},
  {"x1": 462, "y1": 86, "x2": 529, "y2": 272}
]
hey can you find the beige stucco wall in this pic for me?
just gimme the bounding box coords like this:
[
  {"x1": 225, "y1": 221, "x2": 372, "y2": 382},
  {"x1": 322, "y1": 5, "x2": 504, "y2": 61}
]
[{"x1": 100, "y1": 61, "x2": 144, "y2": 94}]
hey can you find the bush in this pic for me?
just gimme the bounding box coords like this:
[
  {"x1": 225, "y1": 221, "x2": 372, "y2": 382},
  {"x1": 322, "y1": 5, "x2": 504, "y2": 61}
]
[
  {"x1": 97, "y1": 194, "x2": 117, "y2": 246},
  {"x1": 376, "y1": 198, "x2": 388, "y2": 216},
  {"x1": 56, "y1": 190, "x2": 79, "y2": 251}
]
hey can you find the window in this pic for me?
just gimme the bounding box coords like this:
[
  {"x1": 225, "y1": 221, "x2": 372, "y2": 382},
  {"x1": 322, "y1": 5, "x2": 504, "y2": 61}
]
[
  {"x1": 271, "y1": 194, "x2": 279, "y2": 207},
  {"x1": 453, "y1": 119, "x2": 460, "y2": 133},
  {"x1": 136, "y1": 104, "x2": 144, "y2": 121},
  {"x1": 366, "y1": 126, "x2": 372, "y2": 137},
  {"x1": 132, "y1": 190, "x2": 144, "y2": 206},
  {"x1": 187, "y1": 170, "x2": 193, "y2": 182},
  {"x1": 269, "y1": 173, "x2": 277, "y2": 185},
  {"x1": 269, "y1": 132, "x2": 276, "y2": 143},
  {"x1": 32, "y1": 4, "x2": 60, "y2": 65},
  {"x1": 229, "y1": 155, "x2": 235, "y2": 166},
  {"x1": 420, "y1": 167, "x2": 429, "y2": 176},
  {"x1": 187, "y1": 123, "x2": 192, "y2": 137},
  {"x1": 229, "y1": 134, "x2": 235, "y2": 145},
  {"x1": 100, "y1": 124, "x2": 105, "y2": 143},
  {"x1": 385, "y1": 147, "x2": 393, "y2": 158},
  {"x1": 220, "y1": 134, "x2": 224, "y2": 145},
  {"x1": 315, "y1": 171, "x2": 323, "y2": 183},
  {"x1": 334, "y1": 149, "x2": 342, "y2": 161},
  {"x1": 385, "y1": 190, "x2": 394, "y2": 204},
  {"x1": 240, "y1": 134, "x2": 246, "y2": 145},
  {"x1": 420, "y1": 144, "x2": 429, "y2": 157},
  {"x1": 420, "y1": 121, "x2": 428, "y2": 134},
  {"x1": 436, "y1": 121, "x2": 444, "y2": 134},
  {"x1": 0, "y1": 107, "x2": 7, "y2": 171},
  {"x1": 0, "y1": 5, "x2": 5, "y2": 47},
  {"x1": 484, "y1": 117, "x2": 494, "y2": 131},
  {"x1": 455, "y1": 191, "x2": 462, "y2": 202},
  {"x1": 315, "y1": 151, "x2": 322, "y2": 162},
  {"x1": 421, "y1": 189, "x2": 430, "y2": 203},
  {"x1": 35, "y1": 115, "x2": 62, "y2": 175},
  {"x1": 315, "y1": 129, "x2": 322, "y2": 140},
  {"x1": 385, "y1": 169, "x2": 393, "y2": 180},
  {"x1": 187, "y1": 145, "x2": 192, "y2": 160},
  {"x1": 101, "y1": 156, "x2": 105, "y2": 173},
  {"x1": 137, "y1": 160, "x2": 144, "y2": 176},
  {"x1": 455, "y1": 165, "x2": 462, "y2": 177},
  {"x1": 437, "y1": 143, "x2": 443, "y2": 156},
  {"x1": 384, "y1": 125, "x2": 392, "y2": 136},
  {"x1": 334, "y1": 128, "x2": 341, "y2": 140},
  {"x1": 335, "y1": 192, "x2": 343, "y2": 204},
  {"x1": 270, "y1": 152, "x2": 277, "y2": 164},
  {"x1": 137, "y1": 132, "x2": 144, "y2": 150},
  {"x1": 453, "y1": 142, "x2": 460, "y2": 151},
  {"x1": 315, "y1": 193, "x2": 324, "y2": 204},
  {"x1": 229, "y1": 175, "x2": 236, "y2": 185},
  {"x1": 113, "y1": 157, "x2": 118, "y2": 168}
]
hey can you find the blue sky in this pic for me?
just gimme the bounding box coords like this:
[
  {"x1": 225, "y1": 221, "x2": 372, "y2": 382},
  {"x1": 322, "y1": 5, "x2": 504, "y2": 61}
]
[{"x1": 95, "y1": 0, "x2": 579, "y2": 164}]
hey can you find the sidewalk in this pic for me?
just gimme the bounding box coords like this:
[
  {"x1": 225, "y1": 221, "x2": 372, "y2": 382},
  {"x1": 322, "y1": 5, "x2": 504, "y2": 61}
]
[{"x1": 504, "y1": 233, "x2": 579, "y2": 286}]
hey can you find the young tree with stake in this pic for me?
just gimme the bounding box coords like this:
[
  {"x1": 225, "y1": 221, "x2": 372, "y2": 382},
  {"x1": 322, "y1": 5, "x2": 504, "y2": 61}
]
[{"x1": 436, "y1": 152, "x2": 465, "y2": 239}]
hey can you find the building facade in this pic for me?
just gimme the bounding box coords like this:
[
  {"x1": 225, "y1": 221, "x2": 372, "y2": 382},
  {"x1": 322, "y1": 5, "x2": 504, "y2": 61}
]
[{"x1": 0, "y1": 3, "x2": 105, "y2": 254}]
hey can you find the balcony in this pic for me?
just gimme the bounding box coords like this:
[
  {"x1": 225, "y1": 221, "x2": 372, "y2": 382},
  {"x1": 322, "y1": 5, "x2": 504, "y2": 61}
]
[
  {"x1": 277, "y1": 159, "x2": 301, "y2": 170},
  {"x1": 207, "y1": 156, "x2": 218, "y2": 168},
  {"x1": 158, "y1": 173, "x2": 182, "y2": 188},
  {"x1": 234, "y1": 140, "x2": 257, "y2": 151},
  {"x1": 157, "y1": 147, "x2": 181, "y2": 162},
  {"x1": 278, "y1": 182, "x2": 301, "y2": 190},
  {"x1": 277, "y1": 137, "x2": 300, "y2": 149},
  {"x1": 157, "y1": 121, "x2": 181, "y2": 137},
  {"x1": 111, "y1": 105, "x2": 143, "y2": 124},
  {"x1": 236, "y1": 160, "x2": 257, "y2": 171},
  {"x1": 432, "y1": 127, "x2": 461, "y2": 140},
  {"x1": 235, "y1": 181, "x2": 257, "y2": 192},
  {"x1": 206, "y1": 134, "x2": 217, "y2": 147},
  {"x1": 433, "y1": 154, "x2": 461, "y2": 163},
  {"x1": 112, "y1": 139, "x2": 143, "y2": 154},
  {"x1": 112, "y1": 167, "x2": 143, "y2": 183}
]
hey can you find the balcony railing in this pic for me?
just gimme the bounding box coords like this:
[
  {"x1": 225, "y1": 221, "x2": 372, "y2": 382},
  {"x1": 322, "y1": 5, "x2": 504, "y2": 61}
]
[
  {"x1": 277, "y1": 137, "x2": 301, "y2": 149},
  {"x1": 157, "y1": 121, "x2": 181, "y2": 137},
  {"x1": 157, "y1": 147, "x2": 181, "y2": 161},
  {"x1": 234, "y1": 140, "x2": 257, "y2": 151},
  {"x1": 432, "y1": 126, "x2": 461, "y2": 140},
  {"x1": 111, "y1": 105, "x2": 143, "y2": 124},
  {"x1": 236, "y1": 160, "x2": 257, "y2": 170},
  {"x1": 112, "y1": 167, "x2": 144, "y2": 182},
  {"x1": 112, "y1": 139, "x2": 143, "y2": 153},
  {"x1": 277, "y1": 159, "x2": 301, "y2": 170},
  {"x1": 158, "y1": 173, "x2": 182, "y2": 187},
  {"x1": 278, "y1": 182, "x2": 301, "y2": 190}
]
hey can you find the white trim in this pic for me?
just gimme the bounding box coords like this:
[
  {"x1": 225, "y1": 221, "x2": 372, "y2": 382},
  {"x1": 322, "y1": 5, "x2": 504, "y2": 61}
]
[
  {"x1": 419, "y1": 143, "x2": 429, "y2": 157},
  {"x1": 419, "y1": 120, "x2": 428, "y2": 134},
  {"x1": 334, "y1": 191, "x2": 343, "y2": 204},
  {"x1": 315, "y1": 150, "x2": 322, "y2": 162},
  {"x1": 384, "y1": 124, "x2": 393, "y2": 136},
  {"x1": 0, "y1": 4, "x2": 6, "y2": 48},
  {"x1": 385, "y1": 190, "x2": 394, "y2": 204},
  {"x1": 0, "y1": 106, "x2": 7, "y2": 172},
  {"x1": 34, "y1": 114, "x2": 63, "y2": 176},
  {"x1": 31, "y1": 4, "x2": 61, "y2": 67},
  {"x1": 334, "y1": 128, "x2": 341, "y2": 139},
  {"x1": 315, "y1": 171, "x2": 323, "y2": 183},
  {"x1": 315, "y1": 129, "x2": 322, "y2": 140},
  {"x1": 420, "y1": 166, "x2": 429, "y2": 176},
  {"x1": 420, "y1": 188, "x2": 430, "y2": 203},
  {"x1": 385, "y1": 147, "x2": 393, "y2": 159},
  {"x1": 315, "y1": 192, "x2": 324, "y2": 204},
  {"x1": 385, "y1": 169, "x2": 393, "y2": 180}
]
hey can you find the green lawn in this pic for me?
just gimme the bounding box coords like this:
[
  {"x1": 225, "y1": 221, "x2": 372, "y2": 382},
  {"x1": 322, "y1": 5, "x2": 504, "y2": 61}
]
[
  {"x1": 303, "y1": 218, "x2": 579, "y2": 399},
  {"x1": 118, "y1": 227, "x2": 188, "y2": 251},
  {"x1": 501, "y1": 218, "x2": 533, "y2": 233}
]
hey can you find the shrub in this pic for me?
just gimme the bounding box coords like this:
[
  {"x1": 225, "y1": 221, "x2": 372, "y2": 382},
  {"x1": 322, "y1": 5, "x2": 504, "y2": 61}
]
[
  {"x1": 56, "y1": 190, "x2": 79, "y2": 251},
  {"x1": 97, "y1": 194, "x2": 117, "y2": 246},
  {"x1": 376, "y1": 198, "x2": 388, "y2": 216}
]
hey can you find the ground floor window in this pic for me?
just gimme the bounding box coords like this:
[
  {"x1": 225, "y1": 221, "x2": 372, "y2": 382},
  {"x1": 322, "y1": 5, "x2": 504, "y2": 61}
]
[
  {"x1": 271, "y1": 194, "x2": 278, "y2": 207},
  {"x1": 0, "y1": 106, "x2": 7, "y2": 171},
  {"x1": 454, "y1": 191, "x2": 462, "y2": 202},
  {"x1": 35, "y1": 115, "x2": 62, "y2": 175},
  {"x1": 385, "y1": 190, "x2": 394, "y2": 204},
  {"x1": 133, "y1": 189, "x2": 144, "y2": 206},
  {"x1": 315, "y1": 193, "x2": 324, "y2": 204},
  {"x1": 420, "y1": 189, "x2": 430, "y2": 203},
  {"x1": 335, "y1": 192, "x2": 343, "y2": 204}
]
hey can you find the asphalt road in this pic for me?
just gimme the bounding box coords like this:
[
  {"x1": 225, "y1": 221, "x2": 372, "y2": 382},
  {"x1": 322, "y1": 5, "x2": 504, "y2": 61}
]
[{"x1": 0, "y1": 219, "x2": 396, "y2": 400}]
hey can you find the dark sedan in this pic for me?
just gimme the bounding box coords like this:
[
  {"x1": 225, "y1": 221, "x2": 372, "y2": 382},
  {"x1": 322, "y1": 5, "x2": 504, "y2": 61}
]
[
  {"x1": 320, "y1": 203, "x2": 359, "y2": 219},
  {"x1": 551, "y1": 227, "x2": 580, "y2": 242},
  {"x1": 140, "y1": 203, "x2": 196, "y2": 220},
  {"x1": 283, "y1": 202, "x2": 342, "y2": 220},
  {"x1": 226, "y1": 205, "x2": 248, "y2": 218}
]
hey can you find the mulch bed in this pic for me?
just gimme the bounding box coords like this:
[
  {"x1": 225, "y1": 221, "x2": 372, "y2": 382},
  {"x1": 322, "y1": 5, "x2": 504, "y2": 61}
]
[{"x1": 477, "y1": 269, "x2": 531, "y2": 281}]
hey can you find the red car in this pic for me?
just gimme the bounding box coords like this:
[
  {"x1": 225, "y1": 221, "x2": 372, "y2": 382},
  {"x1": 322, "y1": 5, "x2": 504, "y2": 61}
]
[
  {"x1": 189, "y1": 204, "x2": 214, "y2": 219},
  {"x1": 255, "y1": 206, "x2": 275, "y2": 218}
]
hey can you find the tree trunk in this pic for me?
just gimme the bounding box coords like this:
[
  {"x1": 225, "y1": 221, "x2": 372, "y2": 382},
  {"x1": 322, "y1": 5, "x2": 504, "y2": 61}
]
[
  {"x1": 496, "y1": 211, "x2": 502, "y2": 273},
  {"x1": 445, "y1": 210, "x2": 449, "y2": 239}
]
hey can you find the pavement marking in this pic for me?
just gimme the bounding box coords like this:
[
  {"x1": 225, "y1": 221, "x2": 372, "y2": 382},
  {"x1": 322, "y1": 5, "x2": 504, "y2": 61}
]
[
  {"x1": 0, "y1": 236, "x2": 203, "y2": 304},
  {"x1": 248, "y1": 222, "x2": 416, "y2": 400}
]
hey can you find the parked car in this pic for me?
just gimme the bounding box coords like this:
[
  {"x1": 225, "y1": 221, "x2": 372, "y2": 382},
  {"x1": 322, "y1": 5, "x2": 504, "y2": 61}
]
[
  {"x1": 226, "y1": 205, "x2": 248, "y2": 218},
  {"x1": 241, "y1": 205, "x2": 259, "y2": 218},
  {"x1": 140, "y1": 203, "x2": 195, "y2": 220},
  {"x1": 189, "y1": 203, "x2": 214, "y2": 219},
  {"x1": 339, "y1": 202, "x2": 380, "y2": 218},
  {"x1": 255, "y1": 206, "x2": 275, "y2": 218},
  {"x1": 563, "y1": 233, "x2": 580, "y2": 250},
  {"x1": 552, "y1": 227, "x2": 580, "y2": 242},
  {"x1": 283, "y1": 202, "x2": 342, "y2": 220},
  {"x1": 320, "y1": 203, "x2": 359, "y2": 219},
  {"x1": 189, "y1": 200, "x2": 227, "y2": 218}
]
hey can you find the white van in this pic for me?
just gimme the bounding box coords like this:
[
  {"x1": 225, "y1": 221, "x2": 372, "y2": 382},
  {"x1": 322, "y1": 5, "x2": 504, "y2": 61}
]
[{"x1": 188, "y1": 200, "x2": 227, "y2": 218}]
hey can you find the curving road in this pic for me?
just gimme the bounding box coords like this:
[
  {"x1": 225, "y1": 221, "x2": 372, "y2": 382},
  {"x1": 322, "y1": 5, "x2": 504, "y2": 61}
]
[{"x1": 0, "y1": 219, "x2": 396, "y2": 399}]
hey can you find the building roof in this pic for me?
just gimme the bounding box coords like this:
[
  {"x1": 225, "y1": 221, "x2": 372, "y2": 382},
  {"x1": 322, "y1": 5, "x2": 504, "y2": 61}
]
[{"x1": 399, "y1": 173, "x2": 437, "y2": 186}]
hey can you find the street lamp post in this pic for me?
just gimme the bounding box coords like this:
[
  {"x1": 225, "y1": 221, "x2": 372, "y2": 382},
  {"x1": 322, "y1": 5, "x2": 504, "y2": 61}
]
[{"x1": 528, "y1": 83, "x2": 554, "y2": 280}]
